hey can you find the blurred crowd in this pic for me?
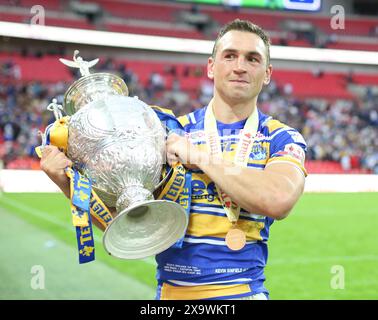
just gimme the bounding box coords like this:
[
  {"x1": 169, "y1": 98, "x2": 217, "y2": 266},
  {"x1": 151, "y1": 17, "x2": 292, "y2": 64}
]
[
  {"x1": 1, "y1": 58, "x2": 377, "y2": 173},
  {"x1": 259, "y1": 81, "x2": 378, "y2": 173}
]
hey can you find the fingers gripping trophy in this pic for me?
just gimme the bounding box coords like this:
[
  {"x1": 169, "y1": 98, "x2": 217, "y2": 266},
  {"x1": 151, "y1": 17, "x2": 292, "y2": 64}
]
[{"x1": 38, "y1": 51, "x2": 189, "y2": 262}]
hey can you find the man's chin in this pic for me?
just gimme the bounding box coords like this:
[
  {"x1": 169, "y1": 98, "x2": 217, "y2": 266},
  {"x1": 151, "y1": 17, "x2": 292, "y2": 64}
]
[{"x1": 226, "y1": 93, "x2": 252, "y2": 104}]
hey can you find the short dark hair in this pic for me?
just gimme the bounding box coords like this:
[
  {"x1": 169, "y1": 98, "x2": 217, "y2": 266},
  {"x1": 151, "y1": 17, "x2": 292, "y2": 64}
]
[{"x1": 212, "y1": 19, "x2": 271, "y2": 66}]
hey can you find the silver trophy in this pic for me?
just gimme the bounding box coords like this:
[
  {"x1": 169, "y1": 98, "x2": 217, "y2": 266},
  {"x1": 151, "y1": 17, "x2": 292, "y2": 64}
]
[{"x1": 55, "y1": 51, "x2": 188, "y2": 259}]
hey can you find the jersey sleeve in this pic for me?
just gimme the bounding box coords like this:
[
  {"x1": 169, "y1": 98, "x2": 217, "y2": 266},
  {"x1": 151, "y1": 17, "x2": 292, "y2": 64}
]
[{"x1": 266, "y1": 128, "x2": 308, "y2": 177}]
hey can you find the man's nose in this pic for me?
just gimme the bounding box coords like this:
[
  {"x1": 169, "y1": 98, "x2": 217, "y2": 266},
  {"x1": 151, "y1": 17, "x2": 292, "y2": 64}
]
[{"x1": 234, "y1": 56, "x2": 247, "y2": 73}]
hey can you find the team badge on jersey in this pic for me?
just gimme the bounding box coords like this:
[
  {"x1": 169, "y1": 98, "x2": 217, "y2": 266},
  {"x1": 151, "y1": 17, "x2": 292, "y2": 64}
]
[{"x1": 250, "y1": 144, "x2": 267, "y2": 160}]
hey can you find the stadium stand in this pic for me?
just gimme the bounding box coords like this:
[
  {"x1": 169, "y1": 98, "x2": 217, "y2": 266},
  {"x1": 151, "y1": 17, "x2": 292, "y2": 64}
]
[
  {"x1": 1, "y1": 0, "x2": 378, "y2": 50},
  {"x1": 1, "y1": 52, "x2": 377, "y2": 174},
  {"x1": 0, "y1": 0, "x2": 377, "y2": 174}
]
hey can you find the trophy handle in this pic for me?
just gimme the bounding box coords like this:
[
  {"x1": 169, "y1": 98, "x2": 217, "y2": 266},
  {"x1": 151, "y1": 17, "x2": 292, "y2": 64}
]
[
  {"x1": 154, "y1": 165, "x2": 173, "y2": 191},
  {"x1": 153, "y1": 124, "x2": 184, "y2": 192}
]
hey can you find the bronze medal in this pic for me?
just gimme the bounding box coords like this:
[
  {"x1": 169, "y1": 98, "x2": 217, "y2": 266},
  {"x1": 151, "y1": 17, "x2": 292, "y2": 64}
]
[{"x1": 225, "y1": 227, "x2": 246, "y2": 251}]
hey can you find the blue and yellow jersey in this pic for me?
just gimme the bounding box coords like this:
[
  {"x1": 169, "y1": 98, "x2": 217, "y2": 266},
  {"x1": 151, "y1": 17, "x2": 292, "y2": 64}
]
[{"x1": 155, "y1": 105, "x2": 307, "y2": 300}]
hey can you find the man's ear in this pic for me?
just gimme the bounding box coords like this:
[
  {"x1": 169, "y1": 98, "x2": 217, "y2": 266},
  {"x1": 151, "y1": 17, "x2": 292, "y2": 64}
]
[
  {"x1": 263, "y1": 64, "x2": 273, "y2": 85},
  {"x1": 207, "y1": 56, "x2": 214, "y2": 80}
]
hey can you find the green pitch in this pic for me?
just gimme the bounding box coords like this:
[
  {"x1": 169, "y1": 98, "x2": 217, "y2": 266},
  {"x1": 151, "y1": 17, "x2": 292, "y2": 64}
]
[{"x1": 0, "y1": 192, "x2": 377, "y2": 299}]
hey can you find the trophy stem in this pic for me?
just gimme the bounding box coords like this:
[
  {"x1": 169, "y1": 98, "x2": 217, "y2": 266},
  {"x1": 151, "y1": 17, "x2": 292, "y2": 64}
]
[{"x1": 116, "y1": 185, "x2": 154, "y2": 215}]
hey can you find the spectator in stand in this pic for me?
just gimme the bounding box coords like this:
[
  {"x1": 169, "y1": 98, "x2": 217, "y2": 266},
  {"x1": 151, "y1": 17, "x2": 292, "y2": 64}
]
[
  {"x1": 198, "y1": 78, "x2": 214, "y2": 106},
  {"x1": 146, "y1": 72, "x2": 165, "y2": 99}
]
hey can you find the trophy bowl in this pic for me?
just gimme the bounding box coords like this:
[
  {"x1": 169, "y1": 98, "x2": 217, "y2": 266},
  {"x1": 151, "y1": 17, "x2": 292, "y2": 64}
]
[{"x1": 64, "y1": 75, "x2": 188, "y2": 260}]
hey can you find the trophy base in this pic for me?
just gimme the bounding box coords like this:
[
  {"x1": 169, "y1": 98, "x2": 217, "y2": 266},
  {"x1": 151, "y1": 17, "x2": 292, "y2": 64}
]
[{"x1": 102, "y1": 200, "x2": 188, "y2": 259}]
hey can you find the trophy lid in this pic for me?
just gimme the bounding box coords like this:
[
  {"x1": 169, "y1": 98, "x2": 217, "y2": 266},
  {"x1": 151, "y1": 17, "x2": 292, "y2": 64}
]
[{"x1": 60, "y1": 51, "x2": 129, "y2": 115}]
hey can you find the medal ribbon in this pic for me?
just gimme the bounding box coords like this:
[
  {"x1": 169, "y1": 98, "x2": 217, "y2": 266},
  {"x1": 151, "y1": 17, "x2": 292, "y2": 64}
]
[
  {"x1": 65, "y1": 167, "x2": 113, "y2": 263},
  {"x1": 204, "y1": 99, "x2": 259, "y2": 223}
]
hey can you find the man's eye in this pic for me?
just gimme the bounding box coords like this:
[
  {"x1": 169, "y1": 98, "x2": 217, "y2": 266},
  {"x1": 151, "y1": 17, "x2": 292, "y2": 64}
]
[
  {"x1": 248, "y1": 57, "x2": 259, "y2": 62},
  {"x1": 225, "y1": 54, "x2": 236, "y2": 59}
]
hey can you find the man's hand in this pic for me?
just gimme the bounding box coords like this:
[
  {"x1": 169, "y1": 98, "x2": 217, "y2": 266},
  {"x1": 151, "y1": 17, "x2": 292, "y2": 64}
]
[
  {"x1": 166, "y1": 133, "x2": 208, "y2": 170},
  {"x1": 40, "y1": 145, "x2": 72, "y2": 198}
]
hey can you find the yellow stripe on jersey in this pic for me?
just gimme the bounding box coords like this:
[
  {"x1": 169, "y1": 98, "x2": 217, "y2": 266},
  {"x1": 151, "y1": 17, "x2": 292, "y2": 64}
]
[
  {"x1": 150, "y1": 105, "x2": 176, "y2": 117},
  {"x1": 177, "y1": 114, "x2": 190, "y2": 128},
  {"x1": 265, "y1": 119, "x2": 288, "y2": 133},
  {"x1": 187, "y1": 213, "x2": 264, "y2": 241},
  {"x1": 267, "y1": 156, "x2": 308, "y2": 177},
  {"x1": 249, "y1": 159, "x2": 268, "y2": 165},
  {"x1": 161, "y1": 282, "x2": 251, "y2": 300}
]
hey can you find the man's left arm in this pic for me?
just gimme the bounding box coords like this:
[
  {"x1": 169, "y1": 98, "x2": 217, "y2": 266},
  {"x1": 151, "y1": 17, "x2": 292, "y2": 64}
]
[
  {"x1": 199, "y1": 159, "x2": 305, "y2": 220},
  {"x1": 166, "y1": 133, "x2": 305, "y2": 220}
]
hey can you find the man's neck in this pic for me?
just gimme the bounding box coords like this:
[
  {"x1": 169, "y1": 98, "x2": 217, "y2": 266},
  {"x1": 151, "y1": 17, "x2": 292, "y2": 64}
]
[{"x1": 211, "y1": 96, "x2": 257, "y2": 124}]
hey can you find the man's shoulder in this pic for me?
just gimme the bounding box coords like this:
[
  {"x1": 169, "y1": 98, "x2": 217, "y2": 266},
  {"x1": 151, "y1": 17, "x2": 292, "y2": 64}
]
[
  {"x1": 259, "y1": 112, "x2": 307, "y2": 146},
  {"x1": 260, "y1": 113, "x2": 290, "y2": 135},
  {"x1": 177, "y1": 106, "x2": 207, "y2": 131}
]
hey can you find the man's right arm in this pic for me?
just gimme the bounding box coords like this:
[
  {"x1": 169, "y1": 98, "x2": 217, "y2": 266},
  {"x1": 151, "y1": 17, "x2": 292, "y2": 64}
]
[{"x1": 40, "y1": 145, "x2": 71, "y2": 199}]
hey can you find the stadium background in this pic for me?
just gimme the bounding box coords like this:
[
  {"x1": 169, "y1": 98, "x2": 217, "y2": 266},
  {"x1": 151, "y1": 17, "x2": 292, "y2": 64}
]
[{"x1": 0, "y1": 0, "x2": 377, "y2": 299}]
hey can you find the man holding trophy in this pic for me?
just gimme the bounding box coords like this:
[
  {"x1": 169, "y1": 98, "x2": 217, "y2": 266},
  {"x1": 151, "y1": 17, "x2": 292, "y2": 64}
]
[{"x1": 40, "y1": 19, "x2": 307, "y2": 300}]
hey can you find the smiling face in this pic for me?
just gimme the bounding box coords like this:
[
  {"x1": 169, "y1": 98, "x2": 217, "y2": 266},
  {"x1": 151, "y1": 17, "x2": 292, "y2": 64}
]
[{"x1": 208, "y1": 30, "x2": 272, "y2": 106}]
